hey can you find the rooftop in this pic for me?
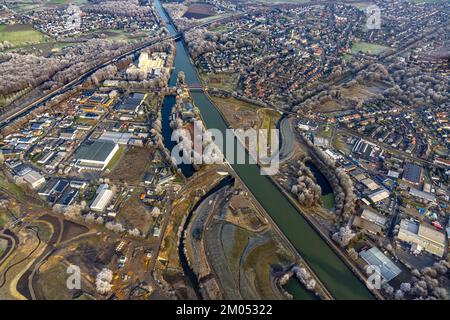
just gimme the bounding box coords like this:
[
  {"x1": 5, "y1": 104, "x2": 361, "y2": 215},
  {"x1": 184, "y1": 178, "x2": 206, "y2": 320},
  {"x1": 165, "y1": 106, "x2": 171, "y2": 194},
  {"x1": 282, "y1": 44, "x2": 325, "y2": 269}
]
[
  {"x1": 117, "y1": 93, "x2": 145, "y2": 112},
  {"x1": 400, "y1": 219, "x2": 420, "y2": 235},
  {"x1": 402, "y1": 163, "x2": 422, "y2": 184},
  {"x1": 360, "y1": 247, "x2": 401, "y2": 282},
  {"x1": 73, "y1": 140, "x2": 117, "y2": 162}
]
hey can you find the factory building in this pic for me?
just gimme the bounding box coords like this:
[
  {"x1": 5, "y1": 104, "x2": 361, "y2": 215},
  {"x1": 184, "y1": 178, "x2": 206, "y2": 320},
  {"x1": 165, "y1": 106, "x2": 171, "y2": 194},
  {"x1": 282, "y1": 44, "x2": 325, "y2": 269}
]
[{"x1": 72, "y1": 140, "x2": 119, "y2": 171}]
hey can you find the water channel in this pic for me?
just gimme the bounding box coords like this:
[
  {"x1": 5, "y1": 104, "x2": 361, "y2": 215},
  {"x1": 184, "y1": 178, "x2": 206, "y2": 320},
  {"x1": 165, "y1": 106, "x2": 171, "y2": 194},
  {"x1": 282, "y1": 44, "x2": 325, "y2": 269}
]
[{"x1": 155, "y1": 0, "x2": 373, "y2": 300}]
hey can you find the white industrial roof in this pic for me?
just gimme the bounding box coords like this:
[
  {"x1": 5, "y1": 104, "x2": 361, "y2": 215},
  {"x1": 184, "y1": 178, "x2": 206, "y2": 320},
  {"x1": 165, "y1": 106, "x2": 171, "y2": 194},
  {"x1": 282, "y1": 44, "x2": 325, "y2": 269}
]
[{"x1": 91, "y1": 189, "x2": 114, "y2": 212}]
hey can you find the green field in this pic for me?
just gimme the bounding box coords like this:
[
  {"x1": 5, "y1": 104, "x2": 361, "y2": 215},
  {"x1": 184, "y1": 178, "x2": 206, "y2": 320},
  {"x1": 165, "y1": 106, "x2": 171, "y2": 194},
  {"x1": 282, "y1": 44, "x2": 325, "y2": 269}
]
[
  {"x1": 351, "y1": 41, "x2": 388, "y2": 55},
  {"x1": 0, "y1": 24, "x2": 47, "y2": 48},
  {"x1": 321, "y1": 193, "x2": 335, "y2": 210},
  {"x1": 207, "y1": 25, "x2": 232, "y2": 33},
  {"x1": 317, "y1": 126, "x2": 333, "y2": 139},
  {"x1": 0, "y1": 173, "x2": 26, "y2": 200},
  {"x1": 106, "y1": 145, "x2": 127, "y2": 171}
]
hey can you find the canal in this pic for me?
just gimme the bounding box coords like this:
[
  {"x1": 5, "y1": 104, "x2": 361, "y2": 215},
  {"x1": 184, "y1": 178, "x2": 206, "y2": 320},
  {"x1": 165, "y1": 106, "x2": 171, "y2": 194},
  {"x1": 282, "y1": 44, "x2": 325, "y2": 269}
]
[{"x1": 155, "y1": 0, "x2": 373, "y2": 300}]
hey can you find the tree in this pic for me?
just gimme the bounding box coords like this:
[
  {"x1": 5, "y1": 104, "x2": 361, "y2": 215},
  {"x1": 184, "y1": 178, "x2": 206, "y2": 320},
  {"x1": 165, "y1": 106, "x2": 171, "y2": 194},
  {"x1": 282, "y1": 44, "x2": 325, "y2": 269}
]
[
  {"x1": 128, "y1": 228, "x2": 141, "y2": 237},
  {"x1": 95, "y1": 268, "x2": 113, "y2": 294}
]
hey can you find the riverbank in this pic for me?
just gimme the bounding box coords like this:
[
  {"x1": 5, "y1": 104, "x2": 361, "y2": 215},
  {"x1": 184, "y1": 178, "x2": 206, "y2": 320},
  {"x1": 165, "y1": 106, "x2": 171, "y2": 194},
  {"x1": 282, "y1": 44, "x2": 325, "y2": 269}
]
[
  {"x1": 198, "y1": 89, "x2": 377, "y2": 299},
  {"x1": 229, "y1": 167, "x2": 334, "y2": 300},
  {"x1": 154, "y1": 0, "x2": 374, "y2": 300}
]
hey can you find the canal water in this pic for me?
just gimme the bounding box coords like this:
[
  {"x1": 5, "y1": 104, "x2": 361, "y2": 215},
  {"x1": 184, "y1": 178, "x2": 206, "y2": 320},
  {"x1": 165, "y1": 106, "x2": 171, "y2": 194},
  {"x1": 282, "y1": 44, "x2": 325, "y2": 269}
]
[
  {"x1": 305, "y1": 161, "x2": 333, "y2": 196},
  {"x1": 155, "y1": 0, "x2": 373, "y2": 300},
  {"x1": 284, "y1": 277, "x2": 318, "y2": 300},
  {"x1": 161, "y1": 95, "x2": 195, "y2": 177}
]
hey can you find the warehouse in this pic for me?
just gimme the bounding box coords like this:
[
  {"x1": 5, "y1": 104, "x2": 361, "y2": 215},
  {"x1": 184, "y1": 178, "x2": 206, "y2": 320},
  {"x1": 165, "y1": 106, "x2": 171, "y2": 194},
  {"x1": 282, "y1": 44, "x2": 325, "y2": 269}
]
[
  {"x1": 72, "y1": 140, "x2": 119, "y2": 171},
  {"x1": 397, "y1": 219, "x2": 446, "y2": 257},
  {"x1": 116, "y1": 93, "x2": 145, "y2": 114},
  {"x1": 22, "y1": 170, "x2": 46, "y2": 189},
  {"x1": 368, "y1": 189, "x2": 390, "y2": 203},
  {"x1": 90, "y1": 188, "x2": 114, "y2": 212},
  {"x1": 360, "y1": 247, "x2": 401, "y2": 282}
]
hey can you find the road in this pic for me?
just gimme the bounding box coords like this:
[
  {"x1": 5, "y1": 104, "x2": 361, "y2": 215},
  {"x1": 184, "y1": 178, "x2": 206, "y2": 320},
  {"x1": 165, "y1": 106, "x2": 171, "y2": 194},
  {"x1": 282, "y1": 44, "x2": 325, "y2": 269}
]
[
  {"x1": 0, "y1": 12, "x2": 241, "y2": 131},
  {"x1": 0, "y1": 32, "x2": 180, "y2": 130}
]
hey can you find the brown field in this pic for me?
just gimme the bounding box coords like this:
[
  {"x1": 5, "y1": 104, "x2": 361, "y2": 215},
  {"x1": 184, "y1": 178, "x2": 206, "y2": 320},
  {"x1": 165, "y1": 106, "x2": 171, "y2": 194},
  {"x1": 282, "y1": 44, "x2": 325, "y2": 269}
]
[
  {"x1": 108, "y1": 147, "x2": 154, "y2": 184},
  {"x1": 183, "y1": 3, "x2": 216, "y2": 19},
  {"x1": 157, "y1": 165, "x2": 224, "y2": 272},
  {"x1": 340, "y1": 82, "x2": 388, "y2": 101},
  {"x1": 60, "y1": 220, "x2": 89, "y2": 243},
  {"x1": 316, "y1": 100, "x2": 346, "y2": 114},
  {"x1": 211, "y1": 96, "x2": 260, "y2": 129},
  {"x1": 316, "y1": 81, "x2": 390, "y2": 114},
  {"x1": 116, "y1": 192, "x2": 155, "y2": 237}
]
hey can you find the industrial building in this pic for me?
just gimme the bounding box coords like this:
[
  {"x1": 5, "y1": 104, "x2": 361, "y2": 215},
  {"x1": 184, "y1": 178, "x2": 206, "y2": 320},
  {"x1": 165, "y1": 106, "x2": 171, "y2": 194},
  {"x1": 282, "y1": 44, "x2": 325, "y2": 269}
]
[
  {"x1": 397, "y1": 219, "x2": 446, "y2": 257},
  {"x1": 360, "y1": 247, "x2": 401, "y2": 282},
  {"x1": 72, "y1": 140, "x2": 119, "y2": 171},
  {"x1": 368, "y1": 189, "x2": 390, "y2": 203},
  {"x1": 409, "y1": 187, "x2": 436, "y2": 203},
  {"x1": 361, "y1": 178, "x2": 380, "y2": 191},
  {"x1": 352, "y1": 139, "x2": 379, "y2": 160},
  {"x1": 402, "y1": 163, "x2": 422, "y2": 185},
  {"x1": 353, "y1": 208, "x2": 388, "y2": 235},
  {"x1": 116, "y1": 93, "x2": 146, "y2": 114},
  {"x1": 22, "y1": 170, "x2": 46, "y2": 189},
  {"x1": 90, "y1": 188, "x2": 114, "y2": 212},
  {"x1": 99, "y1": 131, "x2": 133, "y2": 145}
]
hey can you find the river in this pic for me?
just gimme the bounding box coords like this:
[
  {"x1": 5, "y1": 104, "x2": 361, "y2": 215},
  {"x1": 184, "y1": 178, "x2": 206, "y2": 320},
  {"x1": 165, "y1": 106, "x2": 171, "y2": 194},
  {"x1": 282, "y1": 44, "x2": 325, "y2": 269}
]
[{"x1": 154, "y1": 0, "x2": 373, "y2": 300}]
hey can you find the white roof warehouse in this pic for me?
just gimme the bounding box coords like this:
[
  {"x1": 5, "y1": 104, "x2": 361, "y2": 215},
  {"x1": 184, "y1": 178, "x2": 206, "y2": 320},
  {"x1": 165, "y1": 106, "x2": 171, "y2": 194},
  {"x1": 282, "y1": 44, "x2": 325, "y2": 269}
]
[{"x1": 90, "y1": 188, "x2": 114, "y2": 212}]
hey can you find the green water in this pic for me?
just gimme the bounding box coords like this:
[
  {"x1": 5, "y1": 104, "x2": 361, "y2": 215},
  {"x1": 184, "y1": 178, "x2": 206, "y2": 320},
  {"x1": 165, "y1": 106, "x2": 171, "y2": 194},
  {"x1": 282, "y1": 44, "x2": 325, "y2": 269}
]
[{"x1": 154, "y1": 0, "x2": 373, "y2": 300}]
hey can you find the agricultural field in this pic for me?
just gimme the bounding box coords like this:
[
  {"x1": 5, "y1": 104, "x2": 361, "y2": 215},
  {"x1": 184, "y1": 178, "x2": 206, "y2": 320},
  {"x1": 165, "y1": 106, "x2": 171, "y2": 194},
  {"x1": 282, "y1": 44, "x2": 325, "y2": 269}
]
[{"x1": 0, "y1": 24, "x2": 47, "y2": 48}]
